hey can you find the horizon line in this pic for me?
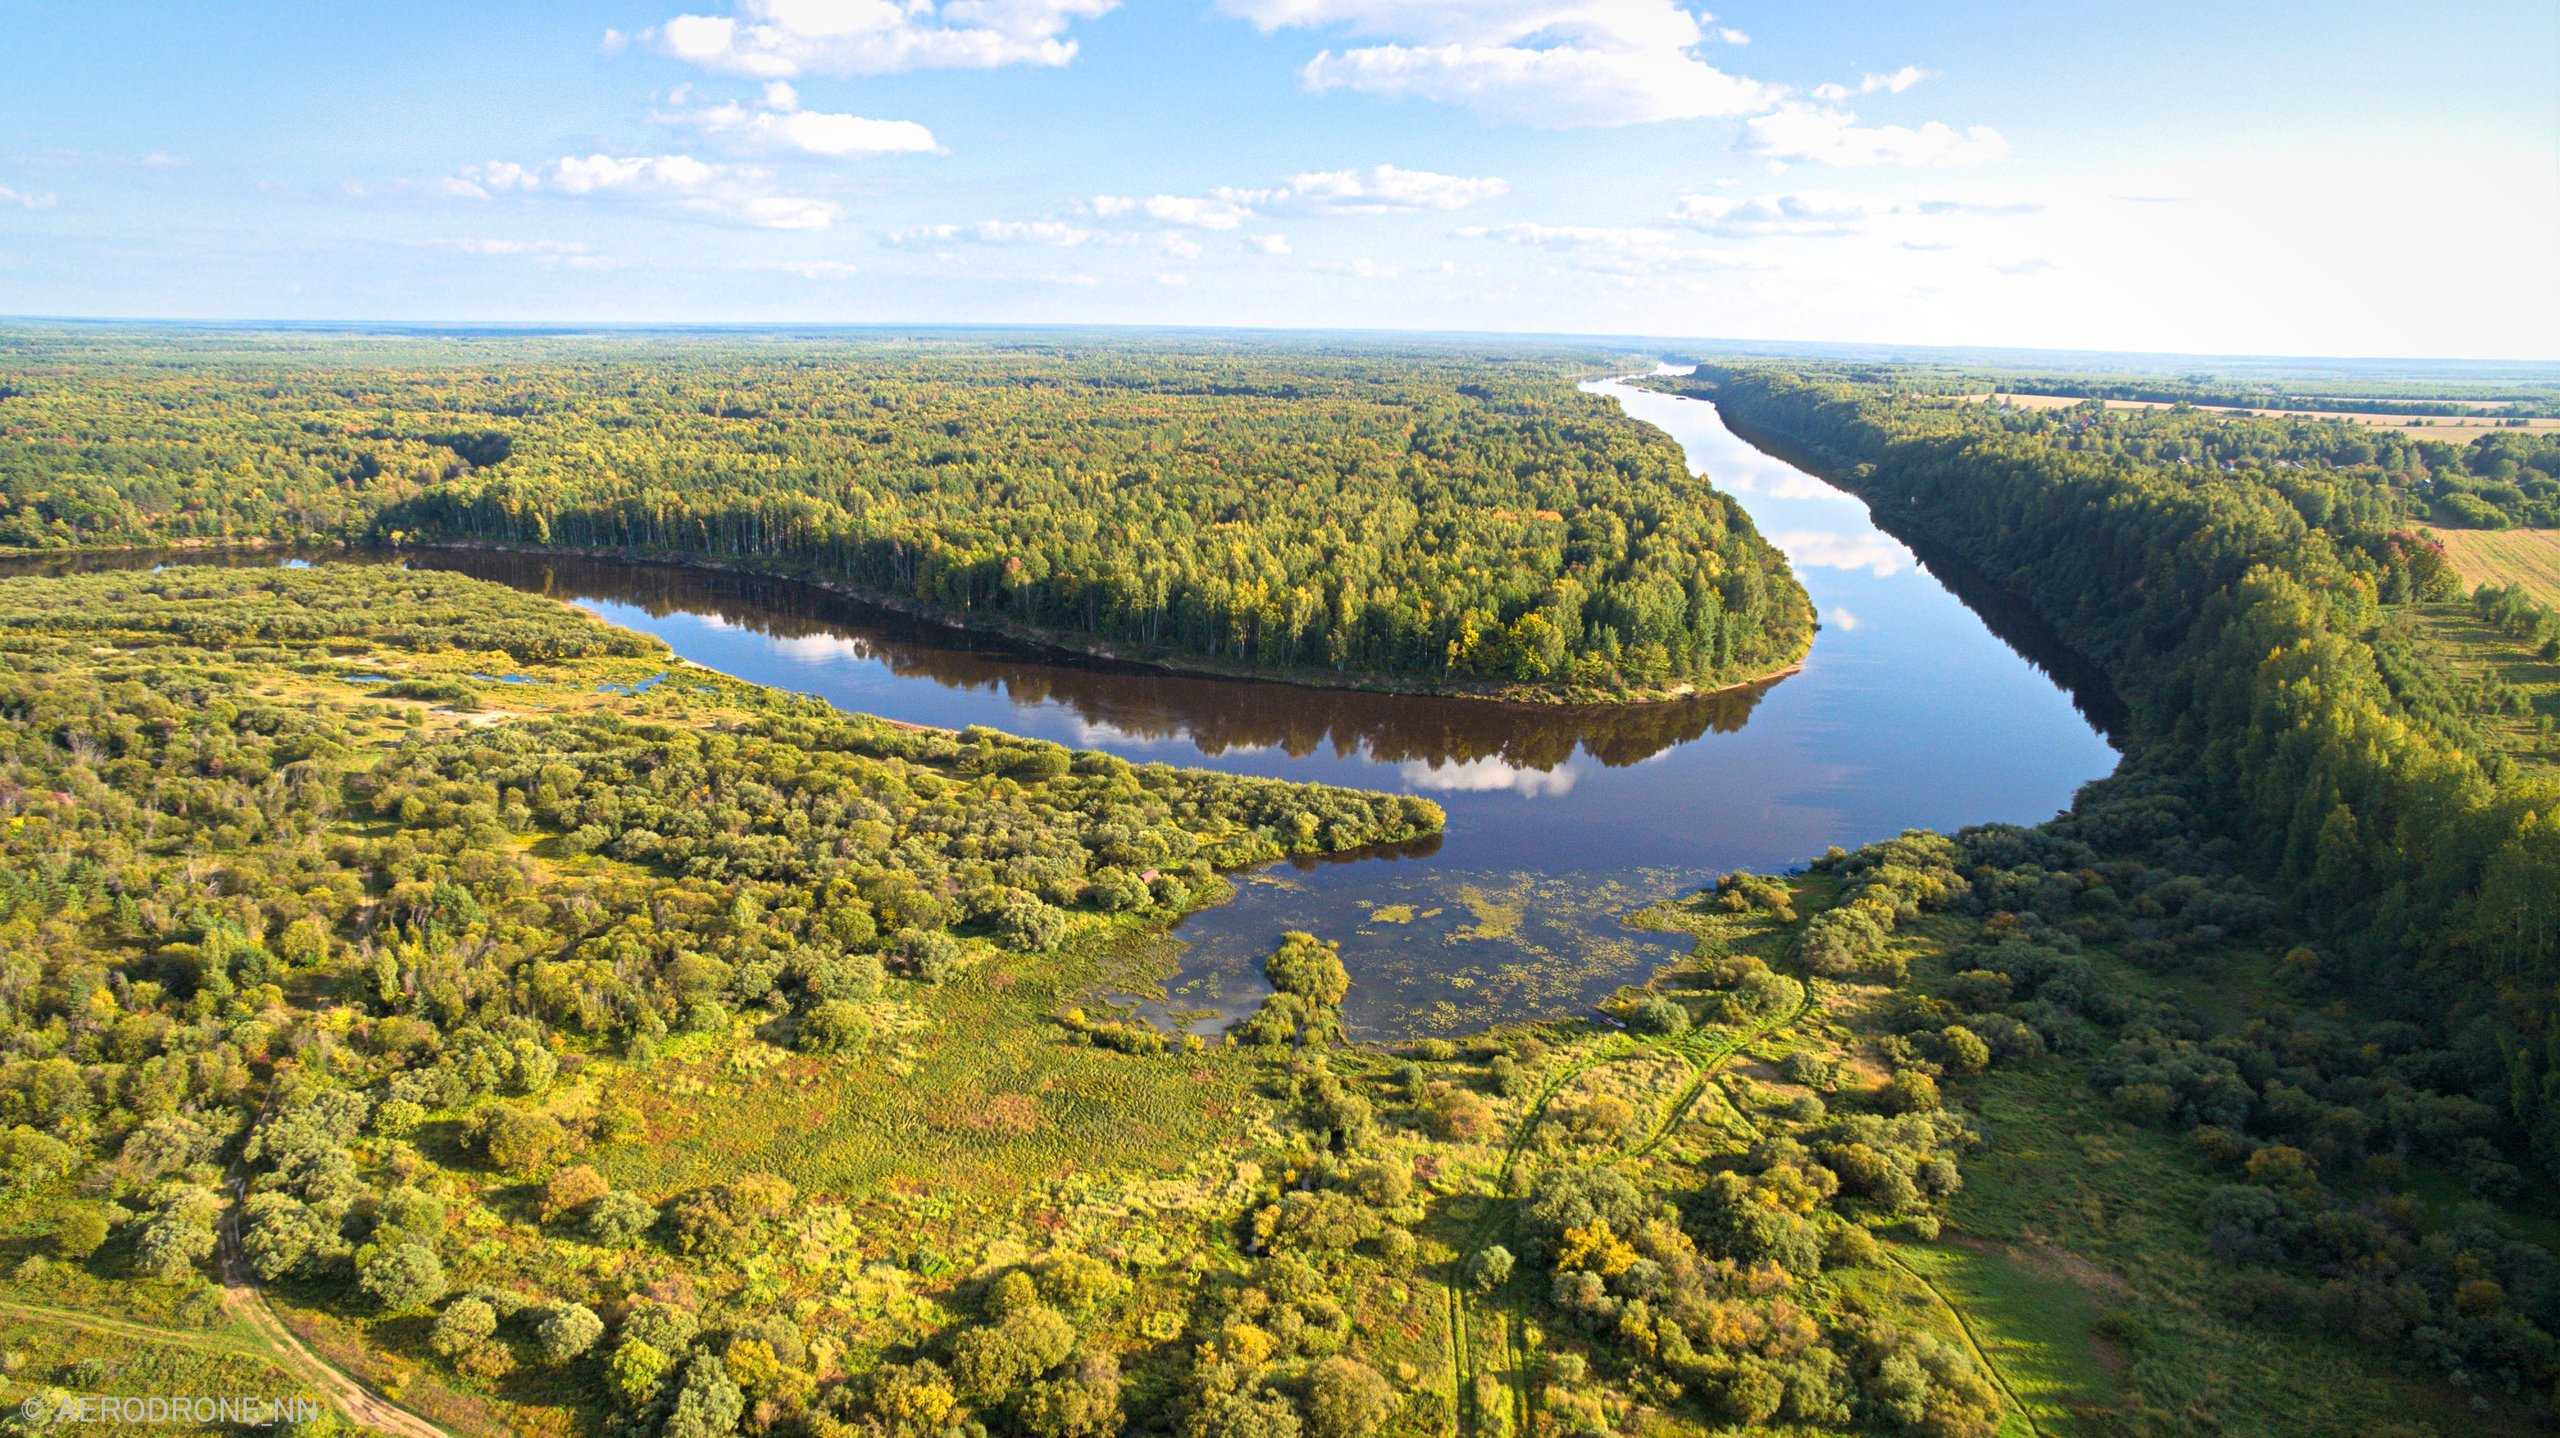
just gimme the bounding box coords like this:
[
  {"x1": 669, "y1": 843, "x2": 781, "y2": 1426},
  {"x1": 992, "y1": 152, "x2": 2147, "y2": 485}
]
[{"x1": 2, "y1": 314, "x2": 2555, "y2": 372}]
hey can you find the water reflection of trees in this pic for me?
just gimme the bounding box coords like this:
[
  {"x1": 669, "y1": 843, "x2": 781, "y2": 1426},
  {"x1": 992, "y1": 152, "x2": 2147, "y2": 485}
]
[
  {"x1": 405, "y1": 550, "x2": 1775, "y2": 770},
  {"x1": 1877, "y1": 525, "x2": 2131, "y2": 743}
]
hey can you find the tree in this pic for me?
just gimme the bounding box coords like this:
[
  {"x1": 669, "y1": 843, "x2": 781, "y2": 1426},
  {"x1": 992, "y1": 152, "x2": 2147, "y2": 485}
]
[
  {"x1": 359, "y1": 1243, "x2": 448, "y2": 1313},
  {"x1": 1938, "y1": 1026, "x2": 1991, "y2": 1075},
  {"x1": 661, "y1": 1353, "x2": 745, "y2": 1438},
  {"x1": 865, "y1": 1360, "x2": 958, "y2": 1434},
  {"x1": 1187, "y1": 1388, "x2": 1302, "y2": 1438},
  {"x1": 1019, "y1": 1352, "x2": 1123, "y2": 1438},
  {"x1": 1629, "y1": 994, "x2": 1690, "y2": 1035},
  {"x1": 1465, "y1": 1246, "x2": 1514, "y2": 1293},
  {"x1": 243, "y1": 1192, "x2": 344, "y2": 1281},
  {"x1": 609, "y1": 1340, "x2": 671, "y2": 1411},
  {"x1": 1880, "y1": 1070, "x2": 1941, "y2": 1115},
  {"x1": 134, "y1": 1187, "x2": 222, "y2": 1282},
  {"x1": 52, "y1": 1207, "x2": 109, "y2": 1261},
  {"x1": 584, "y1": 1191, "x2": 658, "y2": 1247},
  {"x1": 1266, "y1": 932, "x2": 1350, "y2": 1009},
  {"x1": 1302, "y1": 1357, "x2": 1394, "y2": 1438},
  {"x1": 797, "y1": 999, "x2": 872, "y2": 1054},
  {"x1": 541, "y1": 1164, "x2": 609, "y2": 1222},
  {"x1": 952, "y1": 1306, "x2": 1076, "y2": 1400},
  {"x1": 431, "y1": 1298, "x2": 498, "y2": 1359},
  {"x1": 538, "y1": 1303, "x2": 605, "y2": 1363},
  {"x1": 474, "y1": 1103, "x2": 566, "y2": 1174}
]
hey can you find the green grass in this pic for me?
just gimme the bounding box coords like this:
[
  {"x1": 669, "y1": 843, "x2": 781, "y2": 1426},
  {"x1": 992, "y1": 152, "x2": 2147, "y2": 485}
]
[
  {"x1": 2408, "y1": 603, "x2": 2560, "y2": 774},
  {"x1": 591, "y1": 933, "x2": 1267, "y2": 1205},
  {"x1": 0, "y1": 1309, "x2": 323, "y2": 1438},
  {"x1": 1946, "y1": 1058, "x2": 2538, "y2": 1437}
]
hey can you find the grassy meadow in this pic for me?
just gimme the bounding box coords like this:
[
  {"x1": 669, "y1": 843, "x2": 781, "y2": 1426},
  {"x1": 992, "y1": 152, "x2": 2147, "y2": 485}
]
[{"x1": 2434, "y1": 527, "x2": 2560, "y2": 608}]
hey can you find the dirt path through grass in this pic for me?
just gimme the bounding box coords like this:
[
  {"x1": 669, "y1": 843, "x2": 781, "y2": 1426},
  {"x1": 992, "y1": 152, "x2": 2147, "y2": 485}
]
[
  {"x1": 219, "y1": 1139, "x2": 449, "y2": 1438},
  {"x1": 0, "y1": 1299, "x2": 268, "y2": 1358}
]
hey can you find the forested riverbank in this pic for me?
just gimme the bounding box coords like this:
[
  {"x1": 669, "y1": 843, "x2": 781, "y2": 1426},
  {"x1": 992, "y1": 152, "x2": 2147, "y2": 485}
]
[
  {"x1": 0, "y1": 331, "x2": 1815, "y2": 702},
  {"x1": 1653, "y1": 363, "x2": 2560, "y2": 1424}
]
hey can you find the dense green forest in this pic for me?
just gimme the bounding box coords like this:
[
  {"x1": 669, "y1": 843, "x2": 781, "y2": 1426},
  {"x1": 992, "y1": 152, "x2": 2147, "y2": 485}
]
[
  {"x1": 1661, "y1": 363, "x2": 2560, "y2": 1419},
  {"x1": 0, "y1": 330, "x2": 1814, "y2": 699}
]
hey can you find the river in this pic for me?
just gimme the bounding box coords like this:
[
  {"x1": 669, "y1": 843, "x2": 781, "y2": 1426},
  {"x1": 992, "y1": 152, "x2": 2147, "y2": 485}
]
[{"x1": 17, "y1": 376, "x2": 2122, "y2": 1036}]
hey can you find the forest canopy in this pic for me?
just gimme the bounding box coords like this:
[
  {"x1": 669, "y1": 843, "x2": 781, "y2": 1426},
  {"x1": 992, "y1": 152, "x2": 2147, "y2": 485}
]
[{"x1": 0, "y1": 329, "x2": 1815, "y2": 699}]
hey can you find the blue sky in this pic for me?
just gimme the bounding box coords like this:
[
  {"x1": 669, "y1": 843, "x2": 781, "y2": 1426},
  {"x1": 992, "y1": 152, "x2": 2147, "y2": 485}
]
[{"x1": 1, "y1": 0, "x2": 2553, "y2": 357}]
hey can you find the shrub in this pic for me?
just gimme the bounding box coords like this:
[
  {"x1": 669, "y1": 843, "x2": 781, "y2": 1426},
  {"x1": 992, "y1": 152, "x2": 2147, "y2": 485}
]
[
  {"x1": 584, "y1": 1191, "x2": 657, "y2": 1246},
  {"x1": 473, "y1": 1103, "x2": 566, "y2": 1174},
  {"x1": 798, "y1": 999, "x2": 873, "y2": 1054},
  {"x1": 52, "y1": 1208, "x2": 108, "y2": 1261},
  {"x1": 541, "y1": 1165, "x2": 609, "y2": 1222},
  {"x1": 359, "y1": 1243, "x2": 448, "y2": 1313},
  {"x1": 431, "y1": 1298, "x2": 498, "y2": 1359},
  {"x1": 1628, "y1": 994, "x2": 1690, "y2": 1035},
  {"x1": 537, "y1": 1303, "x2": 605, "y2": 1363},
  {"x1": 1465, "y1": 1245, "x2": 1514, "y2": 1292},
  {"x1": 1302, "y1": 1357, "x2": 1394, "y2": 1438}
]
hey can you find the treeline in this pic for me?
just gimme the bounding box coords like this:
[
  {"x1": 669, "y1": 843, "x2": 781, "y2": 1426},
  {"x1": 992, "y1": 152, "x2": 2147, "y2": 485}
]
[
  {"x1": 1979, "y1": 380, "x2": 2553, "y2": 420},
  {"x1": 0, "y1": 331, "x2": 1815, "y2": 697},
  {"x1": 1656, "y1": 367, "x2": 2558, "y2": 529},
  {"x1": 1694, "y1": 365, "x2": 2560, "y2": 1174}
]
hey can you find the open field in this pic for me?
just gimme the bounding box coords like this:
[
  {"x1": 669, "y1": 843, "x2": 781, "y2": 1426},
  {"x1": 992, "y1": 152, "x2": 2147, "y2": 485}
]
[
  {"x1": 2406, "y1": 602, "x2": 2560, "y2": 774},
  {"x1": 2433, "y1": 525, "x2": 2560, "y2": 607},
  {"x1": 1967, "y1": 391, "x2": 2560, "y2": 437}
]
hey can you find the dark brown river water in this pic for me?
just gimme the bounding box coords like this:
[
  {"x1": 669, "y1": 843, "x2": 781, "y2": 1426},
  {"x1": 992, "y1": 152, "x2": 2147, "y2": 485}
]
[{"x1": 18, "y1": 377, "x2": 2120, "y2": 1036}]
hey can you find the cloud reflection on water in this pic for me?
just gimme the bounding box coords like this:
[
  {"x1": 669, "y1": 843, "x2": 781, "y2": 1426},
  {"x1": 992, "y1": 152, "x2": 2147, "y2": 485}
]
[
  {"x1": 1397, "y1": 754, "x2": 1582, "y2": 797},
  {"x1": 1770, "y1": 528, "x2": 1914, "y2": 576}
]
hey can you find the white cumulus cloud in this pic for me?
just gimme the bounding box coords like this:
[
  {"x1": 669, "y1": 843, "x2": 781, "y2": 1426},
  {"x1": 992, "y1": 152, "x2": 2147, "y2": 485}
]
[
  {"x1": 1672, "y1": 189, "x2": 1879, "y2": 236},
  {"x1": 1089, "y1": 193, "x2": 1258, "y2": 229},
  {"x1": 0, "y1": 184, "x2": 58, "y2": 210},
  {"x1": 1740, "y1": 103, "x2": 2011, "y2": 168},
  {"x1": 1811, "y1": 65, "x2": 1928, "y2": 102},
  {"x1": 1223, "y1": 0, "x2": 1779, "y2": 126},
  {"x1": 1769, "y1": 528, "x2": 1912, "y2": 575},
  {"x1": 445, "y1": 154, "x2": 839, "y2": 230},
  {"x1": 667, "y1": 82, "x2": 939, "y2": 156},
  {"x1": 1279, "y1": 164, "x2": 1508, "y2": 211},
  {"x1": 649, "y1": 0, "x2": 1116, "y2": 76}
]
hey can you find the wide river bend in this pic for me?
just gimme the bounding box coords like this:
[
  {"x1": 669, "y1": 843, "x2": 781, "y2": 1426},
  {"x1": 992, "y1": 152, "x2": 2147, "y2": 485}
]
[{"x1": 29, "y1": 376, "x2": 2123, "y2": 1036}]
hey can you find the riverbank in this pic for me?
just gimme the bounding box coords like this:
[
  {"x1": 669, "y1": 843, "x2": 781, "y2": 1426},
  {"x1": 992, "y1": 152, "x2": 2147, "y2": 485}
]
[
  {"x1": 0, "y1": 531, "x2": 1808, "y2": 707},
  {"x1": 397, "y1": 538, "x2": 1815, "y2": 708}
]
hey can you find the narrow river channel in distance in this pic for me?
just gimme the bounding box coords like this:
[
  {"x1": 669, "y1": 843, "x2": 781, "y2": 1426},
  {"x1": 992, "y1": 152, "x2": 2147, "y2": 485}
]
[{"x1": 25, "y1": 374, "x2": 2125, "y2": 1036}]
